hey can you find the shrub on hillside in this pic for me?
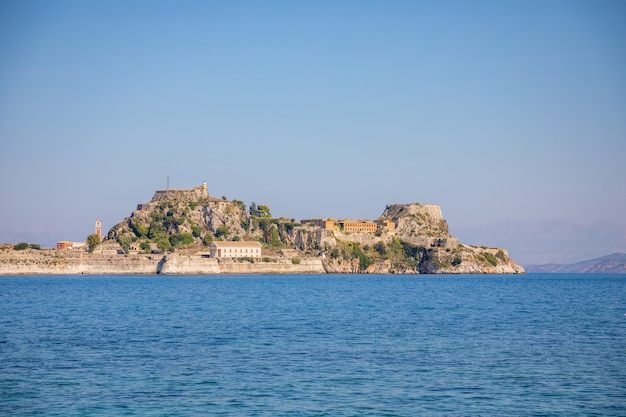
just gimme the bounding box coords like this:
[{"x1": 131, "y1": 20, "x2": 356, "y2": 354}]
[
  {"x1": 483, "y1": 252, "x2": 498, "y2": 266},
  {"x1": 374, "y1": 241, "x2": 387, "y2": 256},
  {"x1": 87, "y1": 234, "x2": 101, "y2": 252},
  {"x1": 215, "y1": 226, "x2": 229, "y2": 238},
  {"x1": 131, "y1": 221, "x2": 148, "y2": 238},
  {"x1": 117, "y1": 235, "x2": 132, "y2": 254},
  {"x1": 170, "y1": 233, "x2": 194, "y2": 247},
  {"x1": 156, "y1": 236, "x2": 171, "y2": 252},
  {"x1": 232, "y1": 200, "x2": 246, "y2": 211}
]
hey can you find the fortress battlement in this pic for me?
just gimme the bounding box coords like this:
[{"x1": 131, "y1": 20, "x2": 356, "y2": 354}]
[{"x1": 137, "y1": 182, "x2": 209, "y2": 210}]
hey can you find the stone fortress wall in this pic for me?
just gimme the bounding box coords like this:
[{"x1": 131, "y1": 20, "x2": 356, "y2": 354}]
[{"x1": 137, "y1": 182, "x2": 211, "y2": 211}]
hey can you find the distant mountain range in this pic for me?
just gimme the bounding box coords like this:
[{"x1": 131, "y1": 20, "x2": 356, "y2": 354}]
[
  {"x1": 0, "y1": 226, "x2": 57, "y2": 248},
  {"x1": 454, "y1": 219, "x2": 626, "y2": 265},
  {"x1": 524, "y1": 252, "x2": 626, "y2": 274}
]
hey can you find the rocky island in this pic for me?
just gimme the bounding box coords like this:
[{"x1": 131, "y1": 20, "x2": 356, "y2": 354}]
[{"x1": 0, "y1": 183, "x2": 524, "y2": 275}]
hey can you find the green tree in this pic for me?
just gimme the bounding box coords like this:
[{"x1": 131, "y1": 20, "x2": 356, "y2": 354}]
[
  {"x1": 387, "y1": 238, "x2": 403, "y2": 259},
  {"x1": 148, "y1": 221, "x2": 165, "y2": 239},
  {"x1": 170, "y1": 233, "x2": 194, "y2": 246},
  {"x1": 202, "y1": 233, "x2": 214, "y2": 246},
  {"x1": 349, "y1": 243, "x2": 373, "y2": 270},
  {"x1": 163, "y1": 215, "x2": 178, "y2": 231},
  {"x1": 130, "y1": 221, "x2": 148, "y2": 238},
  {"x1": 249, "y1": 202, "x2": 258, "y2": 217},
  {"x1": 169, "y1": 234, "x2": 183, "y2": 247},
  {"x1": 140, "y1": 241, "x2": 151, "y2": 253},
  {"x1": 156, "y1": 236, "x2": 171, "y2": 252},
  {"x1": 117, "y1": 235, "x2": 132, "y2": 254},
  {"x1": 233, "y1": 199, "x2": 246, "y2": 212},
  {"x1": 483, "y1": 252, "x2": 497, "y2": 266},
  {"x1": 270, "y1": 226, "x2": 280, "y2": 247},
  {"x1": 374, "y1": 241, "x2": 387, "y2": 256},
  {"x1": 402, "y1": 241, "x2": 420, "y2": 258},
  {"x1": 13, "y1": 242, "x2": 29, "y2": 250},
  {"x1": 192, "y1": 225, "x2": 203, "y2": 238},
  {"x1": 284, "y1": 221, "x2": 300, "y2": 233},
  {"x1": 215, "y1": 226, "x2": 229, "y2": 238},
  {"x1": 257, "y1": 204, "x2": 271, "y2": 218},
  {"x1": 87, "y1": 234, "x2": 101, "y2": 252},
  {"x1": 257, "y1": 217, "x2": 270, "y2": 231}
]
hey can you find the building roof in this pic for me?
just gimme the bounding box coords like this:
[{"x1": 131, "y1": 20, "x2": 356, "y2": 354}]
[{"x1": 210, "y1": 241, "x2": 262, "y2": 248}]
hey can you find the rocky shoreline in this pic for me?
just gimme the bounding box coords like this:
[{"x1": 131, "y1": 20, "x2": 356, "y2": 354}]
[{"x1": 0, "y1": 246, "x2": 523, "y2": 276}]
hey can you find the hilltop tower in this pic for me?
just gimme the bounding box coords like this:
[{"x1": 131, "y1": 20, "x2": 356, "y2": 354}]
[{"x1": 95, "y1": 220, "x2": 102, "y2": 238}]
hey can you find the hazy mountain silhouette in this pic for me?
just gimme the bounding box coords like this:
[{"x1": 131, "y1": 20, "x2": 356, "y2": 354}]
[
  {"x1": 525, "y1": 252, "x2": 626, "y2": 273},
  {"x1": 0, "y1": 227, "x2": 57, "y2": 248},
  {"x1": 454, "y1": 219, "x2": 626, "y2": 265}
]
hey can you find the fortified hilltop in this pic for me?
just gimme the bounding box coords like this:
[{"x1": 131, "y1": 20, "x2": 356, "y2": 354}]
[
  {"x1": 0, "y1": 183, "x2": 524, "y2": 275},
  {"x1": 138, "y1": 182, "x2": 213, "y2": 208},
  {"x1": 108, "y1": 183, "x2": 523, "y2": 274}
]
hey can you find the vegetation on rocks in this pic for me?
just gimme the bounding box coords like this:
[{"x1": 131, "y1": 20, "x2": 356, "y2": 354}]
[
  {"x1": 102, "y1": 190, "x2": 523, "y2": 274},
  {"x1": 13, "y1": 242, "x2": 29, "y2": 250},
  {"x1": 87, "y1": 234, "x2": 101, "y2": 252}
]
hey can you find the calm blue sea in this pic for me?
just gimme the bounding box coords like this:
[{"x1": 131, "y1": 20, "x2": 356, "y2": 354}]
[{"x1": 1, "y1": 273, "x2": 625, "y2": 416}]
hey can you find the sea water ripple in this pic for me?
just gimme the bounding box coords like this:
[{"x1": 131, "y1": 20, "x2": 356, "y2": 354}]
[{"x1": 1, "y1": 273, "x2": 625, "y2": 416}]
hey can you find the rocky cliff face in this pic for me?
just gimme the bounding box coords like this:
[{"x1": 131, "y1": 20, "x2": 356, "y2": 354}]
[
  {"x1": 380, "y1": 204, "x2": 459, "y2": 248},
  {"x1": 108, "y1": 189, "x2": 254, "y2": 251}
]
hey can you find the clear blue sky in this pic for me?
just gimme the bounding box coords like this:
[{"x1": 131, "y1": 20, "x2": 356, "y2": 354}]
[{"x1": 1, "y1": 0, "x2": 625, "y2": 245}]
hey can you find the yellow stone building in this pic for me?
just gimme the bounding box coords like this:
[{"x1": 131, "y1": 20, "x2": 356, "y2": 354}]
[
  {"x1": 339, "y1": 220, "x2": 377, "y2": 233},
  {"x1": 301, "y1": 218, "x2": 395, "y2": 233}
]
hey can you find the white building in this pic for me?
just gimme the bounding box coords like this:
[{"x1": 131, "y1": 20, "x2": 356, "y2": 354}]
[{"x1": 209, "y1": 241, "x2": 262, "y2": 259}]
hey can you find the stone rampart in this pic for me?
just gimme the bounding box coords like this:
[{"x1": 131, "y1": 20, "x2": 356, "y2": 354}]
[
  {"x1": 401, "y1": 236, "x2": 460, "y2": 249},
  {"x1": 150, "y1": 185, "x2": 208, "y2": 203},
  {"x1": 216, "y1": 258, "x2": 326, "y2": 274},
  {"x1": 0, "y1": 250, "x2": 326, "y2": 275}
]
